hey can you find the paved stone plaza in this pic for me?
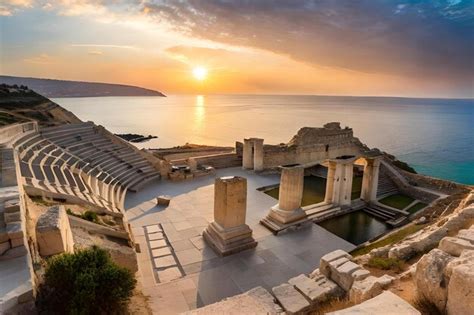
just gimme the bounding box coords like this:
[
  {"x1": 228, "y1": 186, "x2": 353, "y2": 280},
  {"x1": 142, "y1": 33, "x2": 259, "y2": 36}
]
[{"x1": 124, "y1": 168, "x2": 355, "y2": 314}]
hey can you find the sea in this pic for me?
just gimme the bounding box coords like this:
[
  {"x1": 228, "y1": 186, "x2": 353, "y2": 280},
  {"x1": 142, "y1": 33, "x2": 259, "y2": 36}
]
[{"x1": 53, "y1": 94, "x2": 474, "y2": 185}]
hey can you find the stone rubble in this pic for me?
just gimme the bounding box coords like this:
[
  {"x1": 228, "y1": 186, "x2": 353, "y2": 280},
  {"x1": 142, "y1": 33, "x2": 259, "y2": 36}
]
[{"x1": 413, "y1": 221, "x2": 474, "y2": 314}]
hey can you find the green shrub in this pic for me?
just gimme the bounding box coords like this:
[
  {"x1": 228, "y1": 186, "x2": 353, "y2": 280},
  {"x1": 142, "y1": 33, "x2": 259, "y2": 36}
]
[
  {"x1": 37, "y1": 246, "x2": 136, "y2": 314},
  {"x1": 81, "y1": 210, "x2": 98, "y2": 223},
  {"x1": 367, "y1": 257, "x2": 404, "y2": 271}
]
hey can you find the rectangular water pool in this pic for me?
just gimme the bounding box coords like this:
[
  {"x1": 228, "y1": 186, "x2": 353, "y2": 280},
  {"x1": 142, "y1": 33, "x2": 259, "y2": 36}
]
[{"x1": 317, "y1": 210, "x2": 391, "y2": 245}]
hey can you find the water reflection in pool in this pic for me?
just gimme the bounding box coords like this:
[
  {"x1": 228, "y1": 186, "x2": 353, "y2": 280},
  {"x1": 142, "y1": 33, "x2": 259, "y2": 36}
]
[{"x1": 317, "y1": 211, "x2": 391, "y2": 245}]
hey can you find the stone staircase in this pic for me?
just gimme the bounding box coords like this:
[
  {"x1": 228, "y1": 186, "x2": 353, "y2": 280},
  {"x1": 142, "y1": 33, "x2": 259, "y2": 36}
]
[
  {"x1": 364, "y1": 203, "x2": 409, "y2": 227},
  {"x1": 0, "y1": 187, "x2": 34, "y2": 314},
  {"x1": 377, "y1": 165, "x2": 399, "y2": 198},
  {"x1": 305, "y1": 202, "x2": 342, "y2": 221}
]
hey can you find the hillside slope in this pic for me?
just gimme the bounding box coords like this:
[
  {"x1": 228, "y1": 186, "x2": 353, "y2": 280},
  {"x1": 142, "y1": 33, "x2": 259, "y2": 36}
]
[
  {"x1": 0, "y1": 76, "x2": 165, "y2": 98},
  {"x1": 0, "y1": 84, "x2": 81, "y2": 126}
]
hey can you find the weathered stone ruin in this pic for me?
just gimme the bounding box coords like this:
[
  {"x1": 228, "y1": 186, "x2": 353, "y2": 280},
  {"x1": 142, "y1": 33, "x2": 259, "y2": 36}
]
[
  {"x1": 35, "y1": 205, "x2": 74, "y2": 256},
  {"x1": 203, "y1": 176, "x2": 257, "y2": 256}
]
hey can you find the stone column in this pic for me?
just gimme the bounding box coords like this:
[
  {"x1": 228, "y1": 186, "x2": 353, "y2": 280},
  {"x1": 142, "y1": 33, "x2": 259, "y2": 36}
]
[
  {"x1": 360, "y1": 157, "x2": 381, "y2": 201},
  {"x1": 203, "y1": 176, "x2": 257, "y2": 256},
  {"x1": 325, "y1": 157, "x2": 356, "y2": 206},
  {"x1": 253, "y1": 138, "x2": 264, "y2": 171},
  {"x1": 187, "y1": 157, "x2": 197, "y2": 171},
  {"x1": 242, "y1": 138, "x2": 254, "y2": 169},
  {"x1": 267, "y1": 164, "x2": 306, "y2": 224},
  {"x1": 340, "y1": 162, "x2": 354, "y2": 206},
  {"x1": 324, "y1": 161, "x2": 337, "y2": 204}
]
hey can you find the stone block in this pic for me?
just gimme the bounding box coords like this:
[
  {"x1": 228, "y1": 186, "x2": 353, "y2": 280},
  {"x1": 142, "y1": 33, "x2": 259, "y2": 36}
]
[
  {"x1": 0, "y1": 241, "x2": 10, "y2": 255},
  {"x1": 352, "y1": 268, "x2": 370, "y2": 281},
  {"x1": 415, "y1": 249, "x2": 455, "y2": 312},
  {"x1": 349, "y1": 276, "x2": 383, "y2": 304},
  {"x1": 456, "y1": 229, "x2": 474, "y2": 243},
  {"x1": 320, "y1": 249, "x2": 352, "y2": 278},
  {"x1": 4, "y1": 199, "x2": 20, "y2": 213},
  {"x1": 4, "y1": 211, "x2": 21, "y2": 224},
  {"x1": 184, "y1": 286, "x2": 282, "y2": 315},
  {"x1": 0, "y1": 230, "x2": 9, "y2": 243},
  {"x1": 331, "y1": 260, "x2": 361, "y2": 291},
  {"x1": 156, "y1": 195, "x2": 171, "y2": 206},
  {"x1": 446, "y1": 251, "x2": 474, "y2": 315},
  {"x1": 439, "y1": 236, "x2": 474, "y2": 257},
  {"x1": 0, "y1": 245, "x2": 26, "y2": 260},
  {"x1": 10, "y1": 237, "x2": 23, "y2": 248},
  {"x1": 6, "y1": 223, "x2": 23, "y2": 240},
  {"x1": 272, "y1": 283, "x2": 310, "y2": 314},
  {"x1": 36, "y1": 205, "x2": 74, "y2": 256},
  {"x1": 327, "y1": 291, "x2": 421, "y2": 315},
  {"x1": 289, "y1": 274, "x2": 340, "y2": 305}
]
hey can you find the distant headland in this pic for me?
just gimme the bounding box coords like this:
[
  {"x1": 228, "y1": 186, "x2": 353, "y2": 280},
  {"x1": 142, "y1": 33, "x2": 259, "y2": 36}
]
[{"x1": 0, "y1": 75, "x2": 165, "y2": 98}]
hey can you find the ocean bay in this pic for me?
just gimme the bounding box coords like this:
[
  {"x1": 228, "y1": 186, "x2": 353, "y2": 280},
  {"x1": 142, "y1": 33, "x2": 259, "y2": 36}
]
[{"x1": 55, "y1": 94, "x2": 474, "y2": 184}]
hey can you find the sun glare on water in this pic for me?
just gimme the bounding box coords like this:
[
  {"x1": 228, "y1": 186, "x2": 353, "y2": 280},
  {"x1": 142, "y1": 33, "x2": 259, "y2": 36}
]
[{"x1": 192, "y1": 66, "x2": 208, "y2": 81}]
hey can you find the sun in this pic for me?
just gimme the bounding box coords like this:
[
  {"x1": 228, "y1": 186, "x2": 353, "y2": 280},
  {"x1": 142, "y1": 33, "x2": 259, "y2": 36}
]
[{"x1": 192, "y1": 66, "x2": 208, "y2": 81}]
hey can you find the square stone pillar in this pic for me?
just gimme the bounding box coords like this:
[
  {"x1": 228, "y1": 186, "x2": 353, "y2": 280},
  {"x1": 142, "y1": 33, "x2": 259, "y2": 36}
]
[
  {"x1": 253, "y1": 138, "x2": 264, "y2": 171},
  {"x1": 203, "y1": 176, "x2": 257, "y2": 256},
  {"x1": 242, "y1": 138, "x2": 254, "y2": 169},
  {"x1": 324, "y1": 161, "x2": 337, "y2": 204},
  {"x1": 360, "y1": 157, "x2": 381, "y2": 201},
  {"x1": 325, "y1": 157, "x2": 356, "y2": 206},
  {"x1": 267, "y1": 164, "x2": 306, "y2": 224}
]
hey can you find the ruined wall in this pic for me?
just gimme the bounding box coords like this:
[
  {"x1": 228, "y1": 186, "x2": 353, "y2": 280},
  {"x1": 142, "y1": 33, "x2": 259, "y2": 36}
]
[
  {"x1": 262, "y1": 142, "x2": 361, "y2": 169},
  {"x1": 174, "y1": 152, "x2": 242, "y2": 169}
]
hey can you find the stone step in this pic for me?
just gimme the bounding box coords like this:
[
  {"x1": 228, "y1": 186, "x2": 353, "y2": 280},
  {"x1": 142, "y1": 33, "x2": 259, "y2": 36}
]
[{"x1": 272, "y1": 283, "x2": 311, "y2": 314}]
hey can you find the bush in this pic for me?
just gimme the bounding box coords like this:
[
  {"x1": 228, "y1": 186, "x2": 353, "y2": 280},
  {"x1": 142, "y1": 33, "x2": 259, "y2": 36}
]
[
  {"x1": 81, "y1": 210, "x2": 98, "y2": 223},
  {"x1": 37, "y1": 246, "x2": 136, "y2": 314},
  {"x1": 367, "y1": 257, "x2": 404, "y2": 272}
]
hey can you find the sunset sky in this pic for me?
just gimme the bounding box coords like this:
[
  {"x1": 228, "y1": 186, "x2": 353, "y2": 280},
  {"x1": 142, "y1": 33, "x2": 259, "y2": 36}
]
[{"x1": 1, "y1": 0, "x2": 473, "y2": 97}]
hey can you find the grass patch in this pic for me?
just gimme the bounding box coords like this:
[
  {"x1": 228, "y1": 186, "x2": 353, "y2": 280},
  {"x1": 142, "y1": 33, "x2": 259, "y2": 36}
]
[
  {"x1": 350, "y1": 223, "x2": 427, "y2": 256},
  {"x1": 406, "y1": 202, "x2": 428, "y2": 214},
  {"x1": 67, "y1": 209, "x2": 99, "y2": 223},
  {"x1": 379, "y1": 194, "x2": 415, "y2": 210},
  {"x1": 367, "y1": 257, "x2": 404, "y2": 271}
]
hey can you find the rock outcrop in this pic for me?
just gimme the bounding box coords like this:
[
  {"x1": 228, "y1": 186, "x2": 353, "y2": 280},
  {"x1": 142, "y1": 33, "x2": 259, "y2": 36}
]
[{"x1": 415, "y1": 249, "x2": 454, "y2": 311}]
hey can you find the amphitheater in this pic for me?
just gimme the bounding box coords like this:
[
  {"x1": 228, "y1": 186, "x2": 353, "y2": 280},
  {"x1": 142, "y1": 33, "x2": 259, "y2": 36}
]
[{"x1": 1, "y1": 96, "x2": 473, "y2": 314}]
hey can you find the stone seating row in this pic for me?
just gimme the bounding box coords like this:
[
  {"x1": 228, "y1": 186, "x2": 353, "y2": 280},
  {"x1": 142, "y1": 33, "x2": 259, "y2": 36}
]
[{"x1": 12, "y1": 123, "x2": 160, "y2": 212}]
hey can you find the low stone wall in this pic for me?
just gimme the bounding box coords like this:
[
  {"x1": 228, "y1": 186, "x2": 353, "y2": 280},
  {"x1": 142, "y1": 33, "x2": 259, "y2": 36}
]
[
  {"x1": 401, "y1": 170, "x2": 470, "y2": 195},
  {"x1": 173, "y1": 152, "x2": 242, "y2": 169},
  {"x1": 387, "y1": 205, "x2": 474, "y2": 261}
]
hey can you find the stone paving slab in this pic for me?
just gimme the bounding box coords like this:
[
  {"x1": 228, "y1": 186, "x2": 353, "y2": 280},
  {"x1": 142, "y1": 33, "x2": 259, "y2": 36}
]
[
  {"x1": 154, "y1": 255, "x2": 177, "y2": 269},
  {"x1": 152, "y1": 247, "x2": 172, "y2": 258}
]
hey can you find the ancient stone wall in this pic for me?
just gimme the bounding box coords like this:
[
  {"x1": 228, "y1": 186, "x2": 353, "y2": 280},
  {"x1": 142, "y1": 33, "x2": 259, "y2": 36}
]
[
  {"x1": 173, "y1": 152, "x2": 242, "y2": 169},
  {"x1": 401, "y1": 170, "x2": 470, "y2": 195},
  {"x1": 262, "y1": 142, "x2": 361, "y2": 169}
]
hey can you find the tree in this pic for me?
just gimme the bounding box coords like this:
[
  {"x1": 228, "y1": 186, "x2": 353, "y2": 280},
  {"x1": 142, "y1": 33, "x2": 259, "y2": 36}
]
[{"x1": 37, "y1": 246, "x2": 136, "y2": 314}]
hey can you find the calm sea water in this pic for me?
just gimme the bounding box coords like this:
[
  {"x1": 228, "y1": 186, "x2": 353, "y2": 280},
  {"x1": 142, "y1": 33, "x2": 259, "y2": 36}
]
[{"x1": 53, "y1": 95, "x2": 474, "y2": 185}]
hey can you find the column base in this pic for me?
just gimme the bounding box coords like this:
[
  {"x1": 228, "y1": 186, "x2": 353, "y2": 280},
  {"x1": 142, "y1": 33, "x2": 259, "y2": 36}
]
[
  {"x1": 267, "y1": 205, "x2": 307, "y2": 224},
  {"x1": 203, "y1": 222, "x2": 257, "y2": 256}
]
